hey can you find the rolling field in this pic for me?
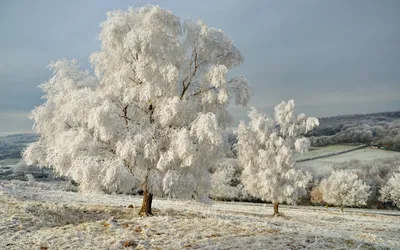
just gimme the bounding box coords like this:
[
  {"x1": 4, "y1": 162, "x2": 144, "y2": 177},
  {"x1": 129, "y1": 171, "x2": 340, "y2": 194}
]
[
  {"x1": 297, "y1": 145, "x2": 400, "y2": 178},
  {"x1": 298, "y1": 147, "x2": 400, "y2": 168},
  {"x1": 295, "y1": 144, "x2": 363, "y2": 161},
  {"x1": 0, "y1": 158, "x2": 20, "y2": 166},
  {"x1": 1, "y1": 179, "x2": 399, "y2": 249},
  {"x1": 0, "y1": 145, "x2": 399, "y2": 249}
]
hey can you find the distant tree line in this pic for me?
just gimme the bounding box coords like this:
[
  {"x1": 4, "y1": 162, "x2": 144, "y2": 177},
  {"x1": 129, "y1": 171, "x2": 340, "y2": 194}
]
[
  {"x1": 309, "y1": 157, "x2": 400, "y2": 209},
  {"x1": 305, "y1": 111, "x2": 400, "y2": 150}
]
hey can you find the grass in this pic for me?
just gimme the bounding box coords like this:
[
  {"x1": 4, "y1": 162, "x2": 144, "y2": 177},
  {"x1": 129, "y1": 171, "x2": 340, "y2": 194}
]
[{"x1": 2, "y1": 181, "x2": 399, "y2": 250}]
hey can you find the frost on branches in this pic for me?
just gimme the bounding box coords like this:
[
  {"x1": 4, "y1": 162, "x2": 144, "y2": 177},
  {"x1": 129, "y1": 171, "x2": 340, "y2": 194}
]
[
  {"x1": 237, "y1": 100, "x2": 318, "y2": 216},
  {"x1": 320, "y1": 170, "x2": 370, "y2": 212},
  {"x1": 24, "y1": 5, "x2": 250, "y2": 215},
  {"x1": 209, "y1": 158, "x2": 248, "y2": 201},
  {"x1": 380, "y1": 167, "x2": 400, "y2": 208}
]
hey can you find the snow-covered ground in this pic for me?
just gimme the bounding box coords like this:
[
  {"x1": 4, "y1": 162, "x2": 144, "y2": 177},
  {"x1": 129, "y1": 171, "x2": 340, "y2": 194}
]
[
  {"x1": 295, "y1": 145, "x2": 362, "y2": 160},
  {"x1": 1, "y1": 180, "x2": 399, "y2": 249},
  {"x1": 298, "y1": 147, "x2": 400, "y2": 169},
  {"x1": 0, "y1": 157, "x2": 20, "y2": 165}
]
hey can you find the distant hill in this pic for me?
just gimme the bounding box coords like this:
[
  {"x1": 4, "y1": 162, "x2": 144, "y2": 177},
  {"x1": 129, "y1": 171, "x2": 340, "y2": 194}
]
[
  {"x1": 0, "y1": 133, "x2": 38, "y2": 160},
  {"x1": 2, "y1": 110, "x2": 400, "y2": 161},
  {"x1": 306, "y1": 111, "x2": 400, "y2": 150}
]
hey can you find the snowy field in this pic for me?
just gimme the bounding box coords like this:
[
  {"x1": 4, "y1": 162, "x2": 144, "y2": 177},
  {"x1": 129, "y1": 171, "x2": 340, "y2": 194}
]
[
  {"x1": 298, "y1": 147, "x2": 400, "y2": 170},
  {"x1": 295, "y1": 145, "x2": 362, "y2": 161},
  {"x1": 0, "y1": 158, "x2": 20, "y2": 165},
  {"x1": 1, "y1": 180, "x2": 400, "y2": 249}
]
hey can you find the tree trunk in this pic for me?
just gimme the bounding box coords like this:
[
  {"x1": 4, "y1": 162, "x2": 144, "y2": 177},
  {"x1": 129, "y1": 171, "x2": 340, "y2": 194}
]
[
  {"x1": 340, "y1": 204, "x2": 344, "y2": 213},
  {"x1": 139, "y1": 189, "x2": 153, "y2": 216},
  {"x1": 273, "y1": 202, "x2": 279, "y2": 216}
]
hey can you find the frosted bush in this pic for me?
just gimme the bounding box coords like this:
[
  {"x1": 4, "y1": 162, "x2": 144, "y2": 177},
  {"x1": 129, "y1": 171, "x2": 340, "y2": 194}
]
[
  {"x1": 210, "y1": 158, "x2": 248, "y2": 201},
  {"x1": 320, "y1": 170, "x2": 370, "y2": 212},
  {"x1": 26, "y1": 174, "x2": 36, "y2": 184},
  {"x1": 380, "y1": 167, "x2": 400, "y2": 208}
]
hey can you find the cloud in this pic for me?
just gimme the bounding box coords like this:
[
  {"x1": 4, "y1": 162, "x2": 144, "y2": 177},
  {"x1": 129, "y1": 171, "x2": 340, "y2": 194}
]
[
  {"x1": 0, "y1": 0, "x2": 399, "y2": 134},
  {"x1": 0, "y1": 112, "x2": 33, "y2": 135}
]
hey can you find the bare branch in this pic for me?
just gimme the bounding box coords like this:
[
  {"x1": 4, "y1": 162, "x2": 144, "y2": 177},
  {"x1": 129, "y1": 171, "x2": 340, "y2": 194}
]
[
  {"x1": 129, "y1": 48, "x2": 137, "y2": 62},
  {"x1": 123, "y1": 56, "x2": 133, "y2": 64},
  {"x1": 197, "y1": 54, "x2": 224, "y2": 67},
  {"x1": 111, "y1": 99, "x2": 123, "y2": 109},
  {"x1": 180, "y1": 49, "x2": 198, "y2": 100},
  {"x1": 133, "y1": 103, "x2": 149, "y2": 114},
  {"x1": 128, "y1": 76, "x2": 143, "y2": 85},
  {"x1": 149, "y1": 104, "x2": 155, "y2": 123},
  {"x1": 118, "y1": 114, "x2": 132, "y2": 121},
  {"x1": 123, "y1": 105, "x2": 129, "y2": 128}
]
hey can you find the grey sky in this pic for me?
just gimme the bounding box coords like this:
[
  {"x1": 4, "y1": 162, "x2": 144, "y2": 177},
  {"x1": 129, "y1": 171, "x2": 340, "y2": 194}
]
[{"x1": 0, "y1": 0, "x2": 399, "y2": 135}]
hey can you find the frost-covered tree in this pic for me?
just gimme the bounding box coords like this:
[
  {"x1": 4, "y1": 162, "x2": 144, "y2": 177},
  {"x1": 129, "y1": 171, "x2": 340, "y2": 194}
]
[
  {"x1": 320, "y1": 170, "x2": 370, "y2": 212},
  {"x1": 209, "y1": 158, "x2": 248, "y2": 201},
  {"x1": 24, "y1": 5, "x2": 250, "y2": 215},
  {"x1": 380, "y1": 167, "x2": 400, "y2": 208},
  {"x1": 237, "y1": 100, "x2": 318, "y2": 216}
]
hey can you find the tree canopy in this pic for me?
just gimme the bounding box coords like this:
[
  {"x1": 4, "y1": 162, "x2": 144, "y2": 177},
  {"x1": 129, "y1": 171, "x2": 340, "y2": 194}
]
[
  {"x1": 237, "y1": 100, "x2": 318, "y2": 215},
  {"x1": 24, "y1": 6, "x2": 250, "y2": 214}
]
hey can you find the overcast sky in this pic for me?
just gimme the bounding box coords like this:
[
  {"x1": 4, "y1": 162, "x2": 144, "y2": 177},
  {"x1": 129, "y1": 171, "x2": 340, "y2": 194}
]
[{"x1": 0, "y1": 0, "x2": 399, "y2": 135}]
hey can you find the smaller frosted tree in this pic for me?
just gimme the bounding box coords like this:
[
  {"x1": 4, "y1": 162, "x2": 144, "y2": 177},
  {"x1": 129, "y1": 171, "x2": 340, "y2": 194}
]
[
  {"x1": 238, "y1": 100, "x2": 318, "y2": 216},
  {"x1": 320, "y1": 170, "x2": 370, "y2": 212},
  {"x1": 380, "y1": 167, "x2": 400, "y2": 208}
]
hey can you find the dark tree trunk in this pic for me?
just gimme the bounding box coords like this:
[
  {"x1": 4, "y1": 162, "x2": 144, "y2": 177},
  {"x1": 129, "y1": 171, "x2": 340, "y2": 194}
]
[
  {"x1": 273, "y1": 202, "x2": 279, "y2": 216},
  {"x1": 139, "y1": 189, "x2": 153, "y2": 216},
  {"x1": 139, "y1": 170, "x2": 153, "y2": 216},
  {"x1": 340, "y1": 204, "x2": 344, "y2": 213}
]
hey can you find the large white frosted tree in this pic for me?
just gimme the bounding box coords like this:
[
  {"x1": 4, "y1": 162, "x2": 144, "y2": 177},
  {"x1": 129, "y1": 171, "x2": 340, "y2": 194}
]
[
  {"x1": 320, "y1": 170, "x2": 370, "y2": 212},
  {"x1": 237, "y1": 100, "x2": 318, "y2": 216},
  {"x1": 380, "y1": 167, "x2": 400, "y2": 208},
  {"x1": 24, "y1": 5, "x2": 250, "y2": 215}
]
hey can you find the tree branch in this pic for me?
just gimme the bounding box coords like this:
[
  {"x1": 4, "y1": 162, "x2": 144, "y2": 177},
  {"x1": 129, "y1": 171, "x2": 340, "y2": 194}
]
[
  {"x1": 123, "y1": 56, "x2": 133, "y2": 64},
  {"x1": 110, "y1": 99, "x2": 120, "y2": 108},
  {"x1": 122, "y1": 105, "x2": 130, "y2": 128},
  {"x1": 180, "y1": 50, "x2": 198, "y2": 100},
  {"x1": 132, "y1": 103, "x2": 149, "y2": 114},
  {"x1": 128, "y1": 76, "x2": 143, "y2": 85},
  {"x1": 129, "y1": 48, "x2": 137, "y2": 62},
  {"x1": 197, "y1": 54, "x2": 224, "y2": 68},
  {"x1": 65, "y1": 122, "x2": 79, "y2": 131},
  {"x1": 149, "y1": 104, "x2": 155, "y2": 123},
  {"x1": 118, "y1": 114, "x2": 132, "y2": 121}
]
